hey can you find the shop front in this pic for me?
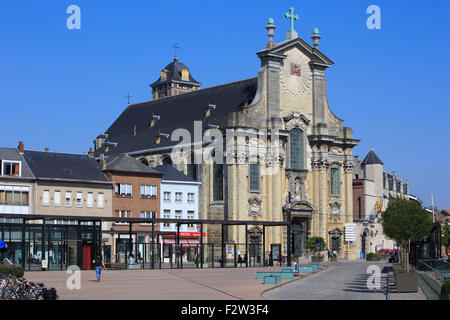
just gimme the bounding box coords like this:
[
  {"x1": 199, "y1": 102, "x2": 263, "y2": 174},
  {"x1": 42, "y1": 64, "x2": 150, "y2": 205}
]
[{"x1": 0, "y1": 218, "x2": 102, "y2": 271}]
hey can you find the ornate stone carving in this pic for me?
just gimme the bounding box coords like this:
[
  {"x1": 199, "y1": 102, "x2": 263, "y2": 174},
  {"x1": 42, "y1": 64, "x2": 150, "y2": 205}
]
[
  {"x1": 286, "y1": 169, "x2": 308, "y2": 202},
  {"x1": 283, "y1": 113, "x2": 310, "y2": 131},
  {"x1": 329, "y1": 201, "x2": 342, "y2": 221},
  {"x1": 343, "y1": 161, "x2": 354, "y2": 173},
  {"x1": 248, "y1": 196, "x2": 262, "y2": 217}
]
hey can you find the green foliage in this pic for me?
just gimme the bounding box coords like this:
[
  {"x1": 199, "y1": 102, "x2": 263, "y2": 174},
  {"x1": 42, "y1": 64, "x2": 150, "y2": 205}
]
[
  {"x1": 0, "y1": 264, "x2": 24, "y2": 277},
  {"x1": 381, "y1": 198, "x2": 433, "y2": 244},
  {"x1": 442, "y1": 223, "x2": 450, "y2": 249},
  {"x1": 307, "y1": 237, "x2": 326, "y2": 255},
  {"x1": 441, "y1": 279, "x2": 450, "y2": 295},
  {"x1": 366, "y1": 253, "x2": 382, "y2": 261}
]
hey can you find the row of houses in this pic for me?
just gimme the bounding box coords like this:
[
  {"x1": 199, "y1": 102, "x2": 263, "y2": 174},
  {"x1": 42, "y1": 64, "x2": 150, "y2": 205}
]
[{"x1": 0, "y1": 143, "x2": 200, "y2": 270}]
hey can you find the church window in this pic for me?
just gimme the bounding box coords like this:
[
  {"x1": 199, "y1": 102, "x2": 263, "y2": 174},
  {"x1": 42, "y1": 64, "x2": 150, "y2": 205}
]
[
  {"x1": 330, "y1": 167, "x2": 340, "y2": 196},
  {"x1": 187, "y1": 153, "x2": 198, "y2": 181},
  {"x1": 213, "y1": 163, "x2": 223, "y2": 201},
  {"x1": 290, "y1": 128, "x2": 304, "y2": 170},
  {"x1": 249, "y1": 163, "x2": 260, "y2": 192}
]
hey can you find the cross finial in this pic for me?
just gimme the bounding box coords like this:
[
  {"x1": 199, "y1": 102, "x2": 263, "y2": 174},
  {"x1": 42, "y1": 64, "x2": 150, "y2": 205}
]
[
  {"x1": 172, "y1": 43, "x2": 180, "y2": 60},
  {"x1": 285, "y1": 7, "x2": 299, "y2": 33},
  {"x1": 125, "y1": 93, "x2": 132, "y2": 105}
]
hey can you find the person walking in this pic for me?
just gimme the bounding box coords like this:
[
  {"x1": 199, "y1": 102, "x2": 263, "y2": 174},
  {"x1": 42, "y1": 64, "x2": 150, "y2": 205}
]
[{"x1": 93, "y1": 252, "x2": 106, "y2": 282}]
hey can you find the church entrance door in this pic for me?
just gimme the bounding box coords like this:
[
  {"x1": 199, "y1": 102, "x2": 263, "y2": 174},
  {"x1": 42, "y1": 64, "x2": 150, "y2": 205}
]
[{"x1": 291, "y1": 217, "x2": 307, "y2": 257}]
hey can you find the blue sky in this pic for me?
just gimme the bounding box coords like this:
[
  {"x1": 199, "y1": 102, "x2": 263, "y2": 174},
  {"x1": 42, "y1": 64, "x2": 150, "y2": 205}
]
[{"x1": 0, "y1": 1, "x2": 449, "y2": 209}]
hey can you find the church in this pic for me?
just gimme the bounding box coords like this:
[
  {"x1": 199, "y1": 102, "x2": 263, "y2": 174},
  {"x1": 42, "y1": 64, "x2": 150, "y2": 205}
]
[{"x1": 93, "y1": 8, "x2": 361, "y2": 261}]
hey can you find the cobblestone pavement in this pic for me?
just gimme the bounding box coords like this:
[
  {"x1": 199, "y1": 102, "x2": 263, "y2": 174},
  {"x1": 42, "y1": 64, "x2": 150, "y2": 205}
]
[{"x1": 264, "y1": 260, "x2": 390, "y2": 300}]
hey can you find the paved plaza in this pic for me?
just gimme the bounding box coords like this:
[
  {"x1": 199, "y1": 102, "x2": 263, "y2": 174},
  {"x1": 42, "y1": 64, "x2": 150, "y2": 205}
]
[
  {"x1": 264, "y1": 260, "x2": 427, "y2": 300},
  {"x1": 23, "y1": 266, "x2": 317, "y2": 300},
  {"x1": 23, "y1": 261, "x2": 428, "y2": 300}
]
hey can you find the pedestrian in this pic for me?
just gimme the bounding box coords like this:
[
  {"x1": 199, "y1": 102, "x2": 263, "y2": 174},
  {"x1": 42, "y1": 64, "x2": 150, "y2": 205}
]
[
  {"x1": 128, "y1": 253, "x2": 135, "y2": 265},
  {"x1": 237, "y1": 254, "x2": 243, "y2": 267},
  {"x1": 93, "y1": 252, "x2": 106, "y2": 282}
]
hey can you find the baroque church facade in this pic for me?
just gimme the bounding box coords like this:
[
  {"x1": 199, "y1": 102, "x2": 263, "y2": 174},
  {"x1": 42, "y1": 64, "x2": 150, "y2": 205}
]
[{"x1": 94, "y1": 13, "x2": 360, "y2": 260}]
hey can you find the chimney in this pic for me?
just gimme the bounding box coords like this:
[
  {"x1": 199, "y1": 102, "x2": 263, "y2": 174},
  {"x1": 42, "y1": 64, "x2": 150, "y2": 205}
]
[
  {"x1": 18, "y1": 141, "x2": 24, "y2": 153},
  {"x1": 354, "y1": 156, "x2": 359, "y2": 162},
  {"x1": 45, "y1": 148, "x2": 49, "y2": 152},
  {"x1": 88, "y1": 147, "x2": 94, "y2": 157},
  {"x1": 100, "y1": 153, "x2": 106, "y2": 170}
]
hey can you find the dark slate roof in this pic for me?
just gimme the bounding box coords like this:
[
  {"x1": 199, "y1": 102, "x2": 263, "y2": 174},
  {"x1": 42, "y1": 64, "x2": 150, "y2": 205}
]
[
  {"x1": 361, "y1": 149, "x2": 384, "y2": 166},
  {"x1": 150, "y1": 58, "x2": 201, "y2": 88},
  {"x1": 23, "y1": 150, "x2": 109, "y2": 182},
  {"x1": 153, "y1": 165, "x2": 196, "y2": 183},
  {"x1": 0, "y1": 147, "x2": 34, "y2": 178},
  {"x1": 94, "y1": 77, "x2": 258, "y2": 157},
  {"x1": 104, "y1": 154, "x2": 161, "y2": 175}
]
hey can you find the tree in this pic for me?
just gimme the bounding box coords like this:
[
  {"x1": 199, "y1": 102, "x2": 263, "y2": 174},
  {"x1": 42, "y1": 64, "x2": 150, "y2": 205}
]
[
  {"x1": 307, "y1": 237, "x2": 326, "y2": 256},
  {"x1": 442, "y1": 222, "x2": 450, "y2": 250},
  {"x1": 381, "y1": 198, "x2": 433, "y2": 272}
]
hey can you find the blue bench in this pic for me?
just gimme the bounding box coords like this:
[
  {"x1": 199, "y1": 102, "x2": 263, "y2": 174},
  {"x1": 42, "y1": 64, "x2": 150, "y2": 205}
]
[
  {"x1": 309, "y1": 263, "x2": 320, "y2": 270},
  {"x1": 298, "y1": 266, "x2": 313, "y2": 272},
  {"x1": 282, "y1": 267, "x2": 295, "y2": 273},
  {"x1": 263, "y1": 275, "x2": 281, "y2": 284},
  {"x1": 256, "y1": 272, "x2": 294, "y2": 280}
]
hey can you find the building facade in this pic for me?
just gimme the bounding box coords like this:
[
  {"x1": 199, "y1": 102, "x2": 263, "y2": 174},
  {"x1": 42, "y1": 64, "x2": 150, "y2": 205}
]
[
  {"x1": 93, "y1": 13, "x2": 360, "y2": 260},
  {"x1": 352, "y1": 149, "x2": 410, "y2": 256},
  {"x1": 102, "y1": 153, "x2": 162, "y2": 264},
  {"x1": 154, "y1": 164, "x2": 201, "y2": 263},
  {"x1": 0, "y1": 144, "x2": 35, "y2": 216}
]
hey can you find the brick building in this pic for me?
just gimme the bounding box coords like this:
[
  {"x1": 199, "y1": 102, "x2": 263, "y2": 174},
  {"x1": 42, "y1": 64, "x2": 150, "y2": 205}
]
[{"x1": 101, "y1": 153, "x2": 162, "y2": 264}]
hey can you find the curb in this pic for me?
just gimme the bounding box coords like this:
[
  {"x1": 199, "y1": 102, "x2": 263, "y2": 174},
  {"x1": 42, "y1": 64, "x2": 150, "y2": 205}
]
[{"x1": 260, "y1": 263, "x2": 335, "y2": 298}]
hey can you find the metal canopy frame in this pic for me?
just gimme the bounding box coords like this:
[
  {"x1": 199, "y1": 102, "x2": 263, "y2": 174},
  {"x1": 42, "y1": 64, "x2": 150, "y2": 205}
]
[{"x1": 0, "y1": 213, "x2": 290, "y2": 269}]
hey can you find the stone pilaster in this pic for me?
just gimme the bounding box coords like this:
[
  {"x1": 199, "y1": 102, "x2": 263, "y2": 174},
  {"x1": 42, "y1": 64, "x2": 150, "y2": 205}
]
[{"x1": 318, "y1": 160, "x2": 329, "y2": 240}]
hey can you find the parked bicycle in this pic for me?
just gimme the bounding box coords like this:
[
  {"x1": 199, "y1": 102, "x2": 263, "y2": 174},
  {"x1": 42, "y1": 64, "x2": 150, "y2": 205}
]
[{"x1": 0, "y1": 273, "x2": 56, "y2": 300}]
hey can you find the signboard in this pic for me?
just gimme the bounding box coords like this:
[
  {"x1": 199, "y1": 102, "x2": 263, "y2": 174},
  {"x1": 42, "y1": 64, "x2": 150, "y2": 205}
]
[
  {"x1": 41, "y1": 260, "x2": 48, "y2": 269},
  {"x1": 225, "y1": 244, "x2": 234, "y2": 260},
  {"x1": 166, "y1": 232, "x2": 206, "y2": 237},
  {"x1": 344, "y1": 223, "x2": 356, "y2": 242}
]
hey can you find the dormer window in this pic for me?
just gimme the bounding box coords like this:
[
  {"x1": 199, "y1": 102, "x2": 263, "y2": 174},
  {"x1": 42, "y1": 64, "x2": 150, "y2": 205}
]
[
  {"x1": 150, "y1": 114, "x2": 160, "y2": 127},
  {"x1": 205, "y1": 103, "x2": 216, "y2": 117},
  {"x1": 181, "y1": 69, "x2": 190, "y2": 81},
  {"x1": 2, "y1": 161, "x2": 20, "y2": 177}
]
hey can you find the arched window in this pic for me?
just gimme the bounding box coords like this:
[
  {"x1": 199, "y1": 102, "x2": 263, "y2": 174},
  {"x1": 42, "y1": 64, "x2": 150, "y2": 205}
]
[
  {"x1": 290, "y1": 128, "x2": 304, "y2": 170},
  {"x1": 249, "y1": 163, "x2": 260, "y2": 192},
  {"x1": 187, "y1": 153, "x2": 198, "y2": 181},
  {"x1": 330, "y1": 167, "x2": 340, "y2": 196},
  {"x1": 162, "y1": 156, "x2": 173, "y2": 166},
  {"x1": 213, "y1": 163, "x2": 223, "y2": 201}
]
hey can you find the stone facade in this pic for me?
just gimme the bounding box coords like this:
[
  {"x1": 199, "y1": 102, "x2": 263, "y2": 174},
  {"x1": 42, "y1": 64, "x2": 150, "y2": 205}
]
[
  {"x1": 121, "y1": 24, "x2": 360, "y2": 260},
  {"x1": 352, "y1": 150, "x2": 410, "y2": 255}
]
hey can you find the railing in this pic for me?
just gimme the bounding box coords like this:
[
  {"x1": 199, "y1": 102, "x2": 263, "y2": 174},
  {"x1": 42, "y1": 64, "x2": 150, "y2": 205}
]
[{"x1": 417, "y1": 259, "x2": 450, "y2": 284}]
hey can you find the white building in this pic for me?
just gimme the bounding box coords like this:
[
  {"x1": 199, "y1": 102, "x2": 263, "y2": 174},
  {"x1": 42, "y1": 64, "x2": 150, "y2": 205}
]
[
  {"x1": 352, "y1": 149, "x2": 410, "y2": 256},
  {"x1": 0, "y1": 144, "x2": 34, "y2": 216},
  {"x1": 153, "y1": 165, "x2": 201, "y2": 262}
]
